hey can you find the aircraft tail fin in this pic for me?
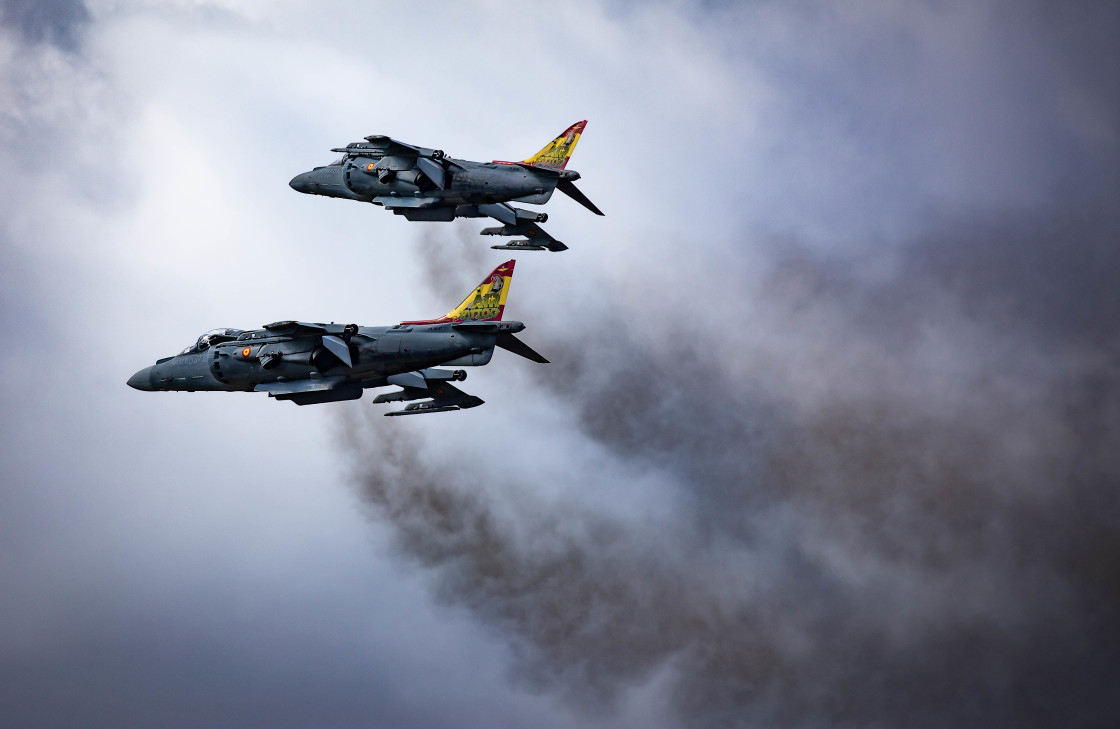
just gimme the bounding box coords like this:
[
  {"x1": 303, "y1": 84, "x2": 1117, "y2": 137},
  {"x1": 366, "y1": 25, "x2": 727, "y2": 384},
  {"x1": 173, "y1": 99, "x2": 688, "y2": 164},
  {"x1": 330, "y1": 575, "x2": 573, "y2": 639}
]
[
  {"x1": 402, "y1": 260, "x2": 516, "y2": 325},
  {"x1": 521, "y1": 120, "x2": 586, "y2": 170}
]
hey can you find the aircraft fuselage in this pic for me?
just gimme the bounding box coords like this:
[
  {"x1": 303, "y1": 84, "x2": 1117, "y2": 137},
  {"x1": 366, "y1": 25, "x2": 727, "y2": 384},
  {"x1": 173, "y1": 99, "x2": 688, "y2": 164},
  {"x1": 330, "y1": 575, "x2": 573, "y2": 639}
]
[
  {"x1": 289, "y1": 157, "x2": 564, "y2": 208},
  {"x1": 127, "y1": 321, "x2": 517, "y2": 394}
]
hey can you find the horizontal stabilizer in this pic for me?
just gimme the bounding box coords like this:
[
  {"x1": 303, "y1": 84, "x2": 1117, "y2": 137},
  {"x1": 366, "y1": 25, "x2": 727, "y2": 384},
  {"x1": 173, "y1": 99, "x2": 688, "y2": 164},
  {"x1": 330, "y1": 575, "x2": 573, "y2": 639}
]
[
  {"x1": 496, "y1": 332, "x2": 549, "y2": 363},
  {"x1": 556, "y1": 179, "x2": 603, "y2": 216}
]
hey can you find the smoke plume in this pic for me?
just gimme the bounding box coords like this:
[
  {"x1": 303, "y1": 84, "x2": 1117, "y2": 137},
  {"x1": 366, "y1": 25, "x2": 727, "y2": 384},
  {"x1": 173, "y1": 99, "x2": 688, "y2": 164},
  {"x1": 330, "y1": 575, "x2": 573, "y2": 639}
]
[
  {"x1": 337, "y1": 3, "x2": 1120, "y2": 725},
  {"x1": 340, "y1": 201, "x2": 1120, "y2": 728}
]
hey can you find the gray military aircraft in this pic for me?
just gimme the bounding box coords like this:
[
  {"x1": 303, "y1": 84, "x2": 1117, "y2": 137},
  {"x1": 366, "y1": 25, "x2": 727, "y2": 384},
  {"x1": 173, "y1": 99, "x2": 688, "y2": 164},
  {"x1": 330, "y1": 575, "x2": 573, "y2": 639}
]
[
  {"x1": 126, "y1": 260, "x2": 546, "y2": 414},
  {"x1": 288, "y1": 120, "x2": 602, "y2": 252}
]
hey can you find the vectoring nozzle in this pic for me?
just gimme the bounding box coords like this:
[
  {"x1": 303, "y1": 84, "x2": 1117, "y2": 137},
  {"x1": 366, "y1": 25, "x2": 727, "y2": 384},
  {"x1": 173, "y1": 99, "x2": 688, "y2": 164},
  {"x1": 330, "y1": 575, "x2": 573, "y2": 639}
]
[{"x1": 394, "y1": 169, "x2": 424, "y2": 187}]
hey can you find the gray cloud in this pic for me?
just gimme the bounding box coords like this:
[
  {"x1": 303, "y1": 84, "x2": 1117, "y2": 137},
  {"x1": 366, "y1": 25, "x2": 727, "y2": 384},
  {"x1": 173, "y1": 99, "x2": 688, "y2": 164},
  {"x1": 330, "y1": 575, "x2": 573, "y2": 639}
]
[
  {"x1": 344, "y1": 199, "x2": 1120, "y2": 727},
  {"x1": 335, "y1": 6, "x2": 1120, "y2": 723},
  {"x1": 0, "y1": 0, "x2": 89, "y2": 51},
  {"x1": 339, "y1": 3, "x2": 1120, "y2": 715},
  {"x1": 2, "y1": 1, "x2": 1117, "y2": 727}
]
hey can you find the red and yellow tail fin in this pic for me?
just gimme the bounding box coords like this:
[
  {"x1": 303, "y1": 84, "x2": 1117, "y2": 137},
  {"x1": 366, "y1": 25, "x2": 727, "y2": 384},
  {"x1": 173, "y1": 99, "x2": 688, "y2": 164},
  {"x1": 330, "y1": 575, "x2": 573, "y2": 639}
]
[
  {"x1": 403, "y1": 260, "x2": 516, "y2": 325},
  {"x1": 520, "y1": 120, "x2": 586, "y2": 169}
]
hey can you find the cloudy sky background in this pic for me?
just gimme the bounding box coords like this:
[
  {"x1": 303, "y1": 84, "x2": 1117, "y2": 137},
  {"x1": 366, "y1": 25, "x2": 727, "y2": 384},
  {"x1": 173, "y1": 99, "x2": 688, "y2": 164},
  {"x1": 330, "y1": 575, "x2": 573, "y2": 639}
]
[{"x1": 1, "y1": 1, "x2": 1117, "y2": 727}]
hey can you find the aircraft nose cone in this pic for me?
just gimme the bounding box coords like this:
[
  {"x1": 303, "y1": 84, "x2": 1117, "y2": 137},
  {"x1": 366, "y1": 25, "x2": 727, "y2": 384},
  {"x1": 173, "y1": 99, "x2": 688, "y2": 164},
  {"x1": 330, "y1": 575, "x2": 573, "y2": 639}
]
[
  {"x1": 289, "y1": 171, "x2": 313, "y2": 193},
  {"x1": 127, "y1": 365, "x2": 155, "y2": 391}
]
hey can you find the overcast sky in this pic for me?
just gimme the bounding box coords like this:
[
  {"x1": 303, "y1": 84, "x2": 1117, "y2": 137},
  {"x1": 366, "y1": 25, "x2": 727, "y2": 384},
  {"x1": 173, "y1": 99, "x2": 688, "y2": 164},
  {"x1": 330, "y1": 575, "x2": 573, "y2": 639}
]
[{"x1": 1, "y1": 1, "x2": 1118, "y2": 727}]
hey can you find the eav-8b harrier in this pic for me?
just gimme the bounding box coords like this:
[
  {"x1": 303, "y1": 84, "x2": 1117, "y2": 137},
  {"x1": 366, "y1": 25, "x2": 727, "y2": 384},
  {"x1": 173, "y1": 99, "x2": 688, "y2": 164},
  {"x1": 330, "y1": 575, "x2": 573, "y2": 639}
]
[
  {"x1": 289, "y1": 121, "x2": 602, "y2": 252},
  {"x1": 127, "y1": 261, "x2": 546, "y2": 415}
]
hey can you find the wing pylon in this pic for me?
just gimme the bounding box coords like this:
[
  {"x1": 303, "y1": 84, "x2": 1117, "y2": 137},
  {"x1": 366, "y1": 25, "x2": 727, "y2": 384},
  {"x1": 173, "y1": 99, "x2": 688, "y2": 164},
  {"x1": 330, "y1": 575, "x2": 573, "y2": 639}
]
[{"x1": 374, "y1": 368, "x2": 482, "y2": 415}]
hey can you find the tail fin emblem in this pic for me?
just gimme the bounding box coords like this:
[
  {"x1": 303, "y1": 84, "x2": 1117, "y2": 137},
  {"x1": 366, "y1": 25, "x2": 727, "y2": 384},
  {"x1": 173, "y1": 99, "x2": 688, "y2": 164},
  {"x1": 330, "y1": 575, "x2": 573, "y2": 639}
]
[
  {"x1": 401, "y1": 260, "x2": 517, "y2": 325},
  {"x1": 521, "y1": 120, "x2": 587, "y2": 170}
]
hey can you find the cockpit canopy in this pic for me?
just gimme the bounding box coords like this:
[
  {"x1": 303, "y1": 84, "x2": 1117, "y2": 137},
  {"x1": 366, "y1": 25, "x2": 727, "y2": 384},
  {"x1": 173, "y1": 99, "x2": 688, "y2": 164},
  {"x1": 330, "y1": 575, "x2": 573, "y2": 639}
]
[
  {"x1": 311, "y1": 156, "x2": 345, "y2": 171},
  {"x1": 180, "y1": 328, "x2": 244, "y2": 354}
]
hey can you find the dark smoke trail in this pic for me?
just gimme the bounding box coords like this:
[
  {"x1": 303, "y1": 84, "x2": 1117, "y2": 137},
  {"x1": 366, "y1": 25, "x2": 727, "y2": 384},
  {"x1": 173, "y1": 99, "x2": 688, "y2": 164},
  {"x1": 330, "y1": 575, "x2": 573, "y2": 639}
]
[
  {"x1": 338, "y1": 4, "x2": 1120, "y2": 721},
  {"x1": 339, "y1": 201, "x2": 1120, "y2": 727}
]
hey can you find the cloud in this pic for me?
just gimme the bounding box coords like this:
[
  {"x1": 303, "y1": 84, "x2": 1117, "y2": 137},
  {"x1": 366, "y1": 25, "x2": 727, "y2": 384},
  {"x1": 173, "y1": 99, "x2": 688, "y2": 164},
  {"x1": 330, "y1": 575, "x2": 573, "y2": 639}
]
[
  {"x1": 0, "y1": 0, "x2": 89, "y2": 51},
  {"x1": 333, "y1": 3, "x2": 1120, "y2": 725},
  {"x1": 343, "y1": 199, "x2": 1120, "y2": 727},
  {"x1": 2, "y1": 1, "x2": 1118, "y2": 727}
]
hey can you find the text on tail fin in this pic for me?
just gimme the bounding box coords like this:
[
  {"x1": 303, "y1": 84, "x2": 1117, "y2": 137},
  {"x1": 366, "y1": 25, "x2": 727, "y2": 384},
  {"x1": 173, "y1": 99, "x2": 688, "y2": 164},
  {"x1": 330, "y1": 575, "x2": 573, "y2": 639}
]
[
  {"x1": 402, "y1": 260, "x2": 516, "y2": 325},
  {"x1": 521, "y1": 120, "x2": 587, "y2": 169}
]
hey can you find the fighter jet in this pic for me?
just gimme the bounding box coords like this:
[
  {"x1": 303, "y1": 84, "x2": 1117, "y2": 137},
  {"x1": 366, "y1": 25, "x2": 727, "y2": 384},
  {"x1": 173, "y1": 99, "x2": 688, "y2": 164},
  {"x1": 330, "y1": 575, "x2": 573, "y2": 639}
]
[
  {"x1": 126, "y1": 261, "x2": 546, "y2": 414},
  {"x1": 289, "y1": 121, "x2": 603, "y2": 252}
]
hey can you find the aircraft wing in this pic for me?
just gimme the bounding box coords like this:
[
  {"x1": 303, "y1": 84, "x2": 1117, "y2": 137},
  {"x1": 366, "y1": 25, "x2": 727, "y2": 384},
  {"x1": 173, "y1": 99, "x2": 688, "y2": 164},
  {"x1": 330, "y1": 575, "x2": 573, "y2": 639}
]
[
  {"x1": 254, "y1": 377, "x2": 348, "y2": 396},
  {"x1": 373, "y1": 196, "x2": 443, "y2": 209},
  {"x1": 359, "y1": 135, "x2": 424, "y2": 156},
  {"x1": 332, "y1": 135, "x2": 443, "y2": 159},
  {"x1": 255, "y1": 376, "x2": 364, "y2": 405},
  {"x1": 262, "y1": 320, "x2": 328, "y2": 336},
  {"x1": 255, "y1": 321, "x2": 356, "y2": 369}
]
